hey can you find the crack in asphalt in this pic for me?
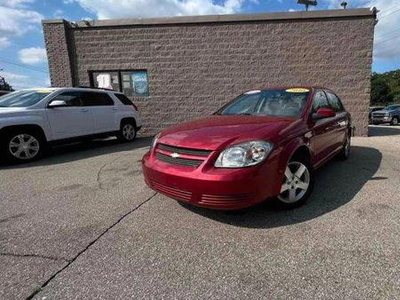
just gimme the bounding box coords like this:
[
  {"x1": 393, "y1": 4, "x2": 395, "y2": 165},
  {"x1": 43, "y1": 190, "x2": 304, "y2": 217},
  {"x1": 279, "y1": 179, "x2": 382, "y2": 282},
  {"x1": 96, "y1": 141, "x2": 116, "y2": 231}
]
[
  {"x1": 0, "y1": 252, "x2": 70, "y2": 263},
  {"x1": 96, "y1": 152, "x2": 132, "y2": 190},
  {"x1": 26, "y1": 192, "x2": 158, "y2": 300}
]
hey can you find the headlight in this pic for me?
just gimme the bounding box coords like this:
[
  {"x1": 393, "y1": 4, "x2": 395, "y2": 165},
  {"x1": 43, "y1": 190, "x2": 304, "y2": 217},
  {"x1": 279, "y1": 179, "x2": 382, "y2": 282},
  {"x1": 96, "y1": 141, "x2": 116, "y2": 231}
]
[
  {"x1": 150, "y1": 133, "x2": 161, "y2": 150},
  {"x1": 385, "y1": 112, "x2": 390, "y2": 116},
  {"x1": 215, "y1": 140, "x2": 273, "y2": 168}
]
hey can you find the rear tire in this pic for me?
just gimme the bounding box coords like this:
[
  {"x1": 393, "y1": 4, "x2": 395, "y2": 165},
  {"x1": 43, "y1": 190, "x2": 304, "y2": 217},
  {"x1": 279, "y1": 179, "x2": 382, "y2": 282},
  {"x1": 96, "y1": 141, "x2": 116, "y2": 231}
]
[
  {"x1": 2, "y1": 130, "x2": 45, "y2": 163},
  {"x1": 338, "y1": 133, "x2": 351, "y2": 161},
  {"x1": 118, "y1": 120, "x2": 137, "y2": 142},
  {"x1": 391, "y1": 117, "x2": 399, "y2": 126},
  {"x1": 275, "y1": 156, "x2": 314, "y2": 209}
]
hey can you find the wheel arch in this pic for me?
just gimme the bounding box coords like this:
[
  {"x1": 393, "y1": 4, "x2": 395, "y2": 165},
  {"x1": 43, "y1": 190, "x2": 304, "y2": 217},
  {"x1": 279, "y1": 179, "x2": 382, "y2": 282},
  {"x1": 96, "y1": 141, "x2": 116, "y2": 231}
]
[
  {"x1": 0, "y1": 124, "x2": 47, "y2": 142},
  {"x1": 273, "y1": 138, "x2": 313, "y2": 196},
  {"x1": 279, "y1": 138, "x2": 312, "y2": 168},
  {"x1": 120, "y1": 117, "x2": 137, "y2": 129},
  {"x1": 290, "y1": 145, "x2": 312, "y2": 163}
]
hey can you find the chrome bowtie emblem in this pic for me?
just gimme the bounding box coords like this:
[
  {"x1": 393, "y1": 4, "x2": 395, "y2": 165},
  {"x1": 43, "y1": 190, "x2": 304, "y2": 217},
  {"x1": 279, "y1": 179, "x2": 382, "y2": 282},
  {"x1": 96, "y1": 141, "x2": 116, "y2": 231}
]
[{"x1": 171, "y1": 152, "x2": 180, "y2": 158}]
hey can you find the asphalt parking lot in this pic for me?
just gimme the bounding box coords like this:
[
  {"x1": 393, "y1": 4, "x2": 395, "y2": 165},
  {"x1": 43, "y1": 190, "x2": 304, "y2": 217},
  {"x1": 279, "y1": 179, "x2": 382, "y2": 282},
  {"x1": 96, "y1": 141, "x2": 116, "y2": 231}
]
[{"x1": 1, "y1": 125, "x2": 400, "y2": 299}]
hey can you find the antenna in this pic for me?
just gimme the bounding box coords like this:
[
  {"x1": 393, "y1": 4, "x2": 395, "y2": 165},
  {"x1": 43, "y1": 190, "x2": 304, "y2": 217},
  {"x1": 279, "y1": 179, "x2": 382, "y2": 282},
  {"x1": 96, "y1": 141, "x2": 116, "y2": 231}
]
[{"x1": 297, "y1": 0, "x2": 318, "y2": 11}]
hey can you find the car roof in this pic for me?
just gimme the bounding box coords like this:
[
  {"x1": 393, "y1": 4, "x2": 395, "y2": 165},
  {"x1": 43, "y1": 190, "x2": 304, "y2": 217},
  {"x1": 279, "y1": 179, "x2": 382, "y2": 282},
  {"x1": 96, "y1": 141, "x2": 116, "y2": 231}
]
[
  {"x1": 19, "y1": 87, "x2": 122, "y2": 94},
  {"x1": 254, "y1": 86, "x2": 330, "y2": 92}
]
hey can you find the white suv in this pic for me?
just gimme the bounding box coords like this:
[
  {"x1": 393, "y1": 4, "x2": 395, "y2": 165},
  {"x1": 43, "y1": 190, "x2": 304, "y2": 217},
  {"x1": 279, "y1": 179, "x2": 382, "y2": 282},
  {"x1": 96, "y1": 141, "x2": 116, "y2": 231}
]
[{"x1": 0, "y1": 87, "x2": 142, "y2": 163}]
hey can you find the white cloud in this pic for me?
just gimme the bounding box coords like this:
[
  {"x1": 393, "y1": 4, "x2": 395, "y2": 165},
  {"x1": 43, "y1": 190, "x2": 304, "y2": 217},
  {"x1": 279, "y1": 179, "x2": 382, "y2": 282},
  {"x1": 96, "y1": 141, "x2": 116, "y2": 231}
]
[
  {"x1": 68, "y1": 0, "x2": 250, "y2": 19},
  {"x1": 321, "y1": 0, "x2": 400, "y2": 62},
  {"x1": 0, "y1": 6, "x2": 43, "y2": 36},
  {"x1": 53, "y1": 9, "x2": 64, "y2": 19},
  {"x1": 44, "y1": 76, "x2": 51, "y2": 87},
  {"x1": 0, "y1": 37, "x2": 11, "y2": 49},
  {"x1": 369, "y1": 1, "x2": 400, "y2": 61},
  {"x1": 0, "y1": 71, "x2": 29, "y2": 89},
  {"x1": 0, "y1": 0, "x2": 35, "y2": 8},
  {"x1": 0, "y1": 71, "x2": 49, "y2": 90},
  {"x1": 1, "y1": 71, "x2": 28, "y2": 81},
  {"x1": 18, "y1": 47, "x2": 48, "y2": 64}
]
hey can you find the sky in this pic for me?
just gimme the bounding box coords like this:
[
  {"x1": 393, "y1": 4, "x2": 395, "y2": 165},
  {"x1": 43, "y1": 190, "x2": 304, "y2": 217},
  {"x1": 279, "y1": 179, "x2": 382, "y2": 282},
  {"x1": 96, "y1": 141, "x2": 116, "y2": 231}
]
[{"x1": 0, "y1": 0, "x2": 399, "y2": 90}]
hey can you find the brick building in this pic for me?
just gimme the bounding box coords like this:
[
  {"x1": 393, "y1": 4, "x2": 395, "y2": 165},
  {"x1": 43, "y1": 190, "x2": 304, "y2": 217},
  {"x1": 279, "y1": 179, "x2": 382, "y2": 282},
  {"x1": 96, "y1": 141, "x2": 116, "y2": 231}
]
[{"x1": 43, "y1": 8, "x2": 376, "y2": 136}]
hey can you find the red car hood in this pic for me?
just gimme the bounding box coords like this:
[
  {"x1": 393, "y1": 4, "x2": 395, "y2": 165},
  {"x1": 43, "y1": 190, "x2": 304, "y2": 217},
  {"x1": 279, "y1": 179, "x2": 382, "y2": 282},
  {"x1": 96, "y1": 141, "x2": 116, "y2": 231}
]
[{"x1": 159, "y1": 115, "x2": 297, "y2": 150}]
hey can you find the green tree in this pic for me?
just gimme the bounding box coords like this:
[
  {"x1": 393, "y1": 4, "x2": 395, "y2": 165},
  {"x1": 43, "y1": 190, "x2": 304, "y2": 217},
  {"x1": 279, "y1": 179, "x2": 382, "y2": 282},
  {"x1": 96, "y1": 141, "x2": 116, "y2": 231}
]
[
  {"x1": 370, "y1": 69, "x2": 400, "y2": 105},
  {"x1": 371, "y1": 77, "x2": 393, "y2": 105},
  {"x1": 0, "y1": 76, "x2": 13, "y2": 91}
]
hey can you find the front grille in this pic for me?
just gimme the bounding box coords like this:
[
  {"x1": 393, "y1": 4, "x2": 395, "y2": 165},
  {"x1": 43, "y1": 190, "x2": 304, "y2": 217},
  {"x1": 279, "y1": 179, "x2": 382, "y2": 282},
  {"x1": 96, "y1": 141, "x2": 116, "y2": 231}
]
[
  {"x1": 151, "y1": 180, "x2": 192, "y2": 202},
  {"x1": 155, "y1": 143, "x2": 212, "y2": 168},
  {"x1": 156, "y1": 153, "x2": 203, "y2": 167},
  {"x1": 158, "y1": 144, "x2": 211, "y2": 157},
  {"x1": 372, "y1": 113, "x2": 386, "y2": 118}
]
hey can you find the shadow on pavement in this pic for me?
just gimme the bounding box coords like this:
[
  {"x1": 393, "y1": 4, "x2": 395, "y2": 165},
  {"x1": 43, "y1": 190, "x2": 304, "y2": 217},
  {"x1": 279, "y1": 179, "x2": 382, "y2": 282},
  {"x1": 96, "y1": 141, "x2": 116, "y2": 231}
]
[
  {"x1": 369, "y1": 125, "x2": 400, "y2": 136},
  {"x1": 0, "y1": 137, "x2": 153, "y2": 169},
  {"x1": 181, "y1": 145, "x2": 382, "y2": 229}
]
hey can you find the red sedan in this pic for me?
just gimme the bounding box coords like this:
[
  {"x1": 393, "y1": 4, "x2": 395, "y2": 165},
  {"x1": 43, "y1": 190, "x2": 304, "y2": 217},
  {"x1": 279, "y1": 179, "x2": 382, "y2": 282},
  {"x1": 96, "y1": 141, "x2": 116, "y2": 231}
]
[{"x1": 142, "y1": 87, "x2": 351, "y2": 209}]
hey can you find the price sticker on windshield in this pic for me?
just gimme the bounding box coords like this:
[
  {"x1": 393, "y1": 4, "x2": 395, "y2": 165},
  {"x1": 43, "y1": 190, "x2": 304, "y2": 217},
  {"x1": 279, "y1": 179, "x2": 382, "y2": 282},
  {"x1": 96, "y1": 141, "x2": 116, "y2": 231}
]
[
  {"x1": 35, "y1": 89, "x2": 53, "y2": 93},
  {"x1": 245, "y1": 90, "x2": 261, "y2": 95},
  {"x1": 285, "y1": 88, "x2": 310, "y2": 93}
]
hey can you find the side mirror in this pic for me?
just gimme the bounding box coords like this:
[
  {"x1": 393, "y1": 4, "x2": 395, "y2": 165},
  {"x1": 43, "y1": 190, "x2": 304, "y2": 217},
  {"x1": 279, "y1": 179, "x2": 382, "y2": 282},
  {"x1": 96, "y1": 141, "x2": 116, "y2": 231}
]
[
  {"x1": 48, "y1": 100, "x2": 67, "y2": 108},
  {"x1": 312, "y1": 108, "x2": 336, "y2": 120}
]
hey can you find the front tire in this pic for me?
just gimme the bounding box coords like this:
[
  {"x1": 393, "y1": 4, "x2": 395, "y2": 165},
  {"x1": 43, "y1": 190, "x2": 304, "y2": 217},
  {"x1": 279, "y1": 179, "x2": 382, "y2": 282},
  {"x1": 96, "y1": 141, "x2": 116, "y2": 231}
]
[
  {"x1": 2, "y1": 131, "x2": 44, "y2": 163},
  {"x1": 276, "y1": 158, "x2": 314, "y2": 209},
  {"x1": 391, "y1": 117, "x2": 399, "y2": 126},
  {"x1": 118, "y1": 121, "x2": 137, "y2": 142}
]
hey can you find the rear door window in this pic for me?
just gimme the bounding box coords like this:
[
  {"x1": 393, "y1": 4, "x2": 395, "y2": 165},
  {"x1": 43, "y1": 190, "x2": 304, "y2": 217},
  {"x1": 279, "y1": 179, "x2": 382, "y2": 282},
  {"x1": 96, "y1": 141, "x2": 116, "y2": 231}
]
[
  {"x1": 326, "y1": 91, "x2": 344, "y2": 112},
  {"x1": 312, "y1": 91, "x2": 330, "y2": 112},
  {"x1": 114, "y1": 93, "x2": 133, "y2": 106},
  {"x1": 53, "y1": 92, "x2": 81, "y2": 106},
  {"x1": 81, "y1": 92, "x2": 114, "y2": 106}
]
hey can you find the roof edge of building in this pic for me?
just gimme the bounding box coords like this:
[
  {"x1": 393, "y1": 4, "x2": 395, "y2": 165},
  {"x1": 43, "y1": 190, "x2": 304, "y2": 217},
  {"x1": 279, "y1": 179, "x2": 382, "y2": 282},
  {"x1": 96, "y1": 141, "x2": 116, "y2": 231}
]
[{"x1": 42, "y1": 8, "x2": 377, "y2": 28}]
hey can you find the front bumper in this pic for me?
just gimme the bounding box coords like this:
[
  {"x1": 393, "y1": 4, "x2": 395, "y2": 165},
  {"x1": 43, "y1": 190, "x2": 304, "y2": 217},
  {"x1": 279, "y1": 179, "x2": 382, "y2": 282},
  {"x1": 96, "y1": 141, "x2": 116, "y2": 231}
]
[
  {"x1": 142, "y1": 151, "x2": 281, "y2": 210},
  {"x1": 371, "y1": 116, "x2": 392, "y2": 124}
]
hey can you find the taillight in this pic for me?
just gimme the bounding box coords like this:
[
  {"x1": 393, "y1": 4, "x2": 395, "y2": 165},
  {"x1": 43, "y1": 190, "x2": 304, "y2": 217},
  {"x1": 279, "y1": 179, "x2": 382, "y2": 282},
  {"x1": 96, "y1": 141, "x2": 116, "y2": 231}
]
[{"x1": 132, "y1": 103, "x2": 138, "y2": 111}]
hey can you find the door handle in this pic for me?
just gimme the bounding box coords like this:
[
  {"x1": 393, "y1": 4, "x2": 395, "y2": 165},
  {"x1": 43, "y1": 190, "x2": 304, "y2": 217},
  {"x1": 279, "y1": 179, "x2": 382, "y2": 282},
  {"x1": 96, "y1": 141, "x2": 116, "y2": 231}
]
[
  {"x1": 80, "y1": 108, "x2": 89, "y2": 113},
  {"x1": 112, "y1": 107, "x2": 118, "y2": 111}
]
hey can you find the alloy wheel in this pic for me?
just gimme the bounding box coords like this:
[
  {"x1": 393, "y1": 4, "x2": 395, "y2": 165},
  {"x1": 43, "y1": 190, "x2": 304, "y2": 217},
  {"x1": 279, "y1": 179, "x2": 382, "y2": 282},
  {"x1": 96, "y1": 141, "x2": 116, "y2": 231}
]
[
  {"x1": 8, "y1": 134, "x2": 40, "y2": 160},
  {"x1": 122, "y1": 124, "x2": 136, "y2": 140},
  {"x1": 278, "y1": 161, "x2": 310, "y2": 204}
]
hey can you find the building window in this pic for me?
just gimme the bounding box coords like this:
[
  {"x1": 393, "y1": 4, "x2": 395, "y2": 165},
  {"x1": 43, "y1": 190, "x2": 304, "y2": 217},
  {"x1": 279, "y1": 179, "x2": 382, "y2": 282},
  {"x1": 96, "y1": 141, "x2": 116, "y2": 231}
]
[
  {"x1": 121, "y1": 71, "x2": 149, "y2": 97},
  {"x1": 90, "y1": 70, "x2": 149, "y2": 97},
  {"x1": 92, "y1": 72, "x2": 119, "y2": 91}
]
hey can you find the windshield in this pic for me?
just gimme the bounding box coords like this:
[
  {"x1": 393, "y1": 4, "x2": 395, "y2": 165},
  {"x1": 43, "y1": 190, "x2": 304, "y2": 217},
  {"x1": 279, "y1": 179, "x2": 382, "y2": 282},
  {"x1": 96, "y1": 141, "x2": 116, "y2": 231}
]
[
  {"x1": 217, "y1": 88, "x2": 310, "y2": 117},
  {"x1": 384, "y1": 105, "x2": 400, "y2": 111},
  {"x1": 0, "y1": 90, "x2": 52, "y2": 107}
]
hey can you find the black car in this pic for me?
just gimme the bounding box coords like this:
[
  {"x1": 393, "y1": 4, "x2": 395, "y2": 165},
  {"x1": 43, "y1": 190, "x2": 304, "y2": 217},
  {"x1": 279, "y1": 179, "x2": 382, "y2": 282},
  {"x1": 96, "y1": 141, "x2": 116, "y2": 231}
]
[
  {"x1": 369, "y1": 106, "x2": 384, "y2": 123},
  {"x1": 371, "y1": 104, "x2": 400, "y2": 126}
]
